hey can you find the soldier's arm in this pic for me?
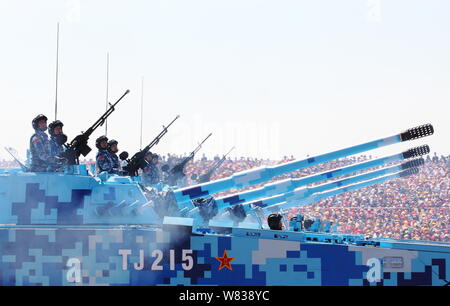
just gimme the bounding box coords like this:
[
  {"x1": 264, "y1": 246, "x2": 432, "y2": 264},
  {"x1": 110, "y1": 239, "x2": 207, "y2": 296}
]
[
  {"x1": 32, "y1": 136, "x2": 55, "y2": 162},
  {"x1": 97, "y1": 154, "x2": 113, "y2": 172}
]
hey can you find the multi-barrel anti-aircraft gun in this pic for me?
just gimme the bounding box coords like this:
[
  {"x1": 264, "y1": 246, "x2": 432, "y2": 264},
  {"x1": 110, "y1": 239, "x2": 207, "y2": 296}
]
[
  {"x1": 0, "y1": 123, "x2": 435, "y2": 231},
  {"x1": 145, "y1": 124, "x2": 434, "y2": 227},
  {"x1": 45, "y1": 94, "x2": 435, "y2": 231}
]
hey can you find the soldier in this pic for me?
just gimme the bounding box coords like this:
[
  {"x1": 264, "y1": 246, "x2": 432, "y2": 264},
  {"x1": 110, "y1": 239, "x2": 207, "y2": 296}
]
[
  {"x1": 142, "y1": 152, "x2": 160, "y2": 185},
  {"x1": 95, "y1": 135, "x2": 113, "y2": 174},
  {"x1": 48, "y1": 120, "x2": 66, "y2": 172},
  {"x1": 267, "y1": 213, "x2": 284, "y2": 231},
  {"x1": 107, "y1": 139, "x2": 120, "y2": 174},
  {"x1": 29, "y1": 114, "x2": 54, "y2": 172}
]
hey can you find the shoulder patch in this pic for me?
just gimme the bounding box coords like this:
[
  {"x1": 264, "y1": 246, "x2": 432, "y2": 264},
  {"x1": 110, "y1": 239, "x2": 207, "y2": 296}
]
[
  {"x1": 98, "y1": 156, "x2": 105, "y2": 161},
  {"x1": 33, "y1": 137, "x2": 40, "y2": 143}
]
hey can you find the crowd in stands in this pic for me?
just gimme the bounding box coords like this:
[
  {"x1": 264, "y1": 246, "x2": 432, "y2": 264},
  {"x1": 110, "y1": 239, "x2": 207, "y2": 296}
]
[
  {"x1": 288, "y1": 154, "x2": 449, "y2": 242},
  {"x1": 0, "y1": 159, "x2": 19, "y2": 168},
  {"x1": 1, "y1": 151, "x2": 448, "y2": 242}
]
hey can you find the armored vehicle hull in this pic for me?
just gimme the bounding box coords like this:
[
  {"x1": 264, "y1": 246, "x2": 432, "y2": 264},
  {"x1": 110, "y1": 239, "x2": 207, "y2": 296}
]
[{"x1": 1, "y1": 223, "x2": 449, "y2": 286}]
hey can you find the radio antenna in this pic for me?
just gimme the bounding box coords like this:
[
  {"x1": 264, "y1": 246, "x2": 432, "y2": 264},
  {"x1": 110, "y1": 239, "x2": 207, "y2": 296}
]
[
  {"x1": 54, "y1": 22, "x2": 60, "y2": 120},
  {"x1": 105, "y1": 52, "x2": 110, "y2": 136},
  {"x1": 140, "y1": 76, "x2": 144, "y2": 150}
]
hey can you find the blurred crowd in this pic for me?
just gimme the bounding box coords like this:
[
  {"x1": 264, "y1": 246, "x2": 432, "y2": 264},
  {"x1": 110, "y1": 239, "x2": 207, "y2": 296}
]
[
  {"x1": 0, "y1": 160, "x2": 17, "y2": 168},
  {"x1": 1, "y1": 152, "x2": 448, "y2": 242},
  {"x1": 288, "y1": 154, "x2": 449, "y2": 242}
]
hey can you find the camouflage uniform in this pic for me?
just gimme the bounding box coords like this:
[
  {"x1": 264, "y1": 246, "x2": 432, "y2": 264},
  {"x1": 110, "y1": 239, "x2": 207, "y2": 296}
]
[
  {"x1": 96, "y1": 149, "x2": 113, "y2": 174},
  {"x1": 109, "y1": 152, "x2": 120, "y2": 175},
  {"x1": 142, "y1": 163, "x2": 160, "y2": 185},
  {"x1": 29, "y1": 130, "x2": 53, "y2": 172},
  {"x1": 48, "y1": 136, "x2": 65, "y2": 172}
]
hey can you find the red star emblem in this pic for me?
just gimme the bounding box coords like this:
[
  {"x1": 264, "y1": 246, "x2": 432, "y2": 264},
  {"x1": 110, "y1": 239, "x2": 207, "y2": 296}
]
[{"x1": 214, "y1": 250, "x2": 236, "y2": 271}]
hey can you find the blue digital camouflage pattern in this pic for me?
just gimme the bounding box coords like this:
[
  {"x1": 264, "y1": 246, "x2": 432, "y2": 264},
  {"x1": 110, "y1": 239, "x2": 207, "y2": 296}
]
[
  {"x1": 48, "y1": 136, "x2": 65, "y2": 172},
  {"x1": 49, "y1": 136, "x2": 64, "y2": 157},
  {"x1": 0, "y1": 170, "x2": 448, "y2": 286},
  {"x1": 29, "y1": 130, "x2": 53, "y2": 172},
  {"x1": 109, "y1": 152, "x2": 120, "y2": 175},
  {"x1": 0, "y1": 125, "x2": 443, "y2": 286},
  {"x1": 96, "y1": 149, "x2": 113, "y2": 174},
  {"x1": 0, "y1": 225, "x2": 449, "y2": 286},
  {"x1": 142, "y1": 163, "x2": 160, "y2": 186}
]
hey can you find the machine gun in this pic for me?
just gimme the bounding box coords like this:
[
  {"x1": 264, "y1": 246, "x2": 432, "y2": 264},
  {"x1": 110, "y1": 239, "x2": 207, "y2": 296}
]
[
  {"x1": 62, "y1": 90, "x2": 130, "y2": 165},
  {"x1": 121, "y1": 115, "x2": 180, "y2": 177},
  {"x1": 195, "y1": 146, "x2": 235, "y2": 183},
  {"x1": 167, "y1": 133, "x2": 213, "y2": 186}
]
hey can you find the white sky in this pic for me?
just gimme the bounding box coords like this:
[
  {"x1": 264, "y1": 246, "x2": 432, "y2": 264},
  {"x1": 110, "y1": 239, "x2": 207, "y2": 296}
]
[{"x1": 0, "y1": 0, "x2": 449, "y2": 161}]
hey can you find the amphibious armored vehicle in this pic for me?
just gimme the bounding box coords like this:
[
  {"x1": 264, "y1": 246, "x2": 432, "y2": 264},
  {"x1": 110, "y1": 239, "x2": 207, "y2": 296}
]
[{"x1": 0, "y1": 123, "x2": 449, "y2": 286}]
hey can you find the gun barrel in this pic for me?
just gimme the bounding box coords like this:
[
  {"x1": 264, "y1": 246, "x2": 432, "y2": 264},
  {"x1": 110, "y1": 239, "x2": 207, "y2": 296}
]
[
  {"x1": 203, "y1": 146, "x2": 235, "y2": 180},
  {"x1": 166, "y1": 115, "x2": 181, "y2": 129},
  {"x1": 174, "y1": 124, "x2": 433, "y2": 205},
  {"x1": 169, "y1": 132, "x2": 213, "y2": 178},
  {"x1": 215, "y1": 146, "x2": 235, "y2": 168},
  {"x1": 193, "y1": 133, "x2": 213, "y2": 155},
  {"x1": 224, "y1": 146, "x2": 235, "y2": 157},
  {"x1": 240, "y1": 158, "x2": 424, "y2": 213},
  {"x1": 86, "y1": 89, "x2": 130, "y2": 136},
  {"x1": 261, "y1": 167, "x2": 420, "y2": 215},
  {"x1": 145, "y1": 115, "x2": 180, "y2": 151},
  {"x1": 214, "y1": 146, "x2": 429, "y2": 210},
  {"x1": 64, "y1": 90, "x2": 130, "y2": 164},
  {"x1": 123, "y1": 115, "x2": 180, "y2": 176}
]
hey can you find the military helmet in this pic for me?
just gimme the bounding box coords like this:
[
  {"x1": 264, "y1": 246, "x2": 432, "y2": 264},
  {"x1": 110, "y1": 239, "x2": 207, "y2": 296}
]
[
  {"x1": 108, "y1": 139, "x2": 118, "y2": 147},
  {"x1": 267, "y1": 213, "x2": 283, "y2": 230},
  {"x1": 95, "y1": 135, "x2": 109, "y2": 149},
  {"x1": 48, "y1": 120, "x2": 64, "y2": 136},
  {"x1": 107, "y1": 139, "x2": 118, "y2": 153},
  {"x1": 32, "y1": 114, "x2": 48, "y2": 130}
]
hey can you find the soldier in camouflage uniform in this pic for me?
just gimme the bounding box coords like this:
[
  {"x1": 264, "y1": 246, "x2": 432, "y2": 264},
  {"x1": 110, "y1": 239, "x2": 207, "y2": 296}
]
[
  {"x1": 29, "y1": 114, "x2": 54, "y2": 172},
  {"x1": 95, "y1": 136, "x2": 113, "y2": 175},
  {"x1": 107, "y1": 139, "x2": 120, "y2": 175},
  {"x1": 48, "y1": 120, "x2": 67, "y2": 172},
  {"x1": 141, "y1": 152, "x2": 160, "y2": 185}
]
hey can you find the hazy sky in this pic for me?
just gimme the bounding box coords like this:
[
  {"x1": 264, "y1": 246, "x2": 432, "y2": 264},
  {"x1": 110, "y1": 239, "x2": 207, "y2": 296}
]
[{"x1": 0, "y1": 0, "x2": 449, "y2": 162}]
